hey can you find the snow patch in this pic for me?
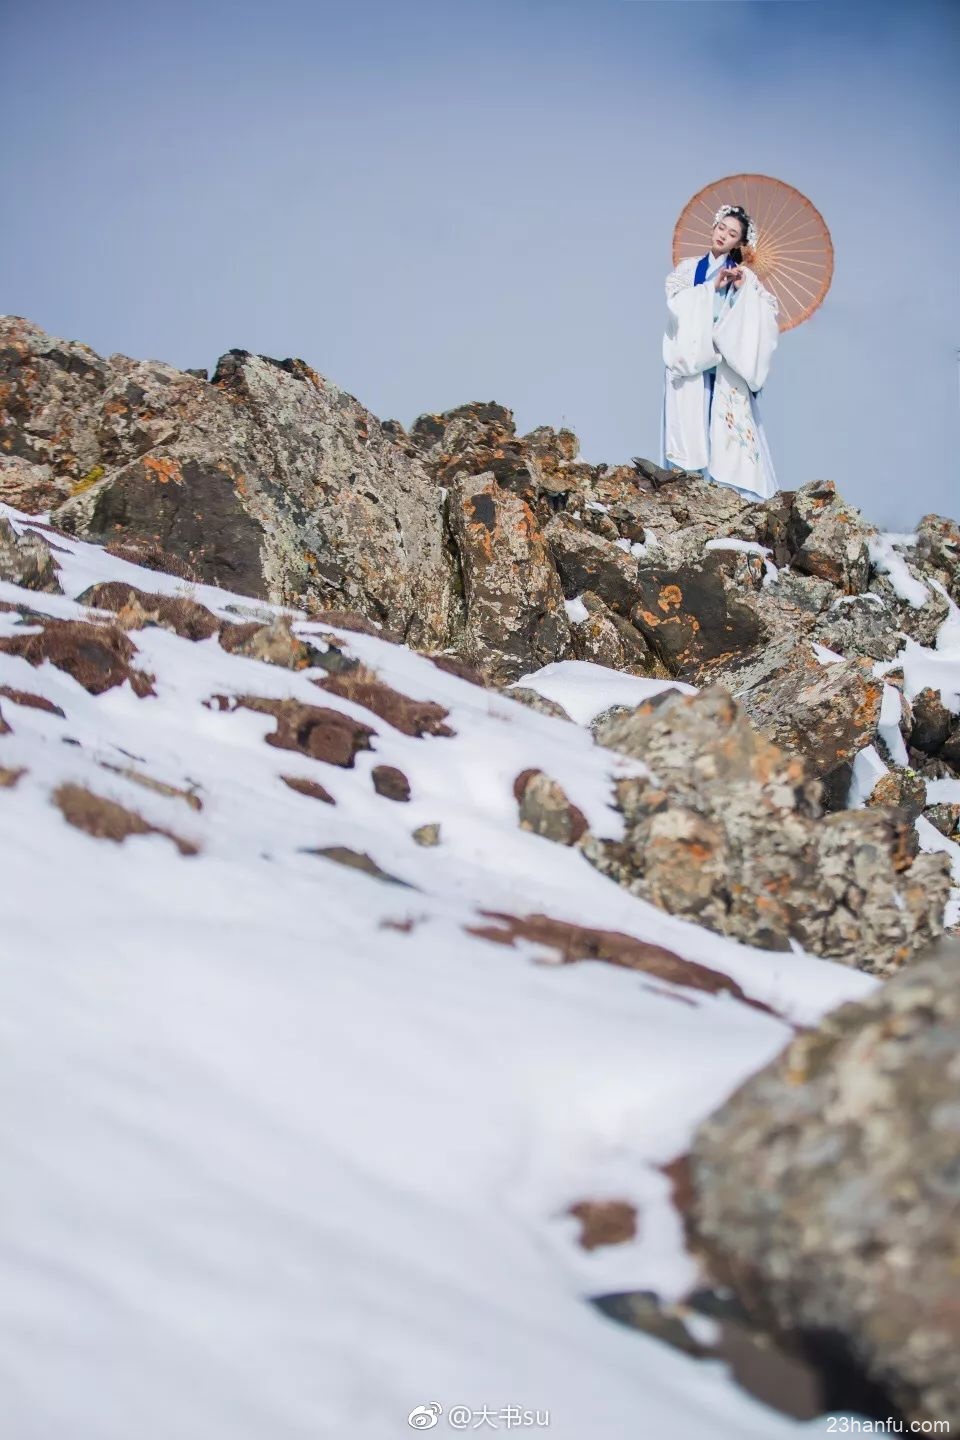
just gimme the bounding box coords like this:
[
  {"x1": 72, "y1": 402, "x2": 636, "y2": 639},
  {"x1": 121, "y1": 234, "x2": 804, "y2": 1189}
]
[
  {"x1": 868, "y1": 533, "x2": 929, "y2": 609},
  {"x1": 878, "y1": 684, "x2": 910, "y2": 767},
  {"x1": 514, "y1": 660, "x2": 696, "y2": 727}
]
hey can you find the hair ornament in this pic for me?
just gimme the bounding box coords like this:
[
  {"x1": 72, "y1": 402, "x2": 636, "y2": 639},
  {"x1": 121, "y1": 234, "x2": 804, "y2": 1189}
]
[{"x1": 714, "y1": 204, "x2": 758, "y2": 248}]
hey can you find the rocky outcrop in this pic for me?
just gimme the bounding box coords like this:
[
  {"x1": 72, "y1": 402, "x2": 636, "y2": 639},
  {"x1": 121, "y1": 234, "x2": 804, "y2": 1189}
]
[
  {"x1": 2, "y1": 318, "x2": 451, "y2": 644},
  {"x1": 687, "y1": 943, "x2": 960, "y2": 1429},
  {"x1": 3, "y1": 314, "x2": 958, "y2": 857},
  {"x1": 446, "y1": 472, "x2": 569, "y2": 683},
  {"x1": 585, "y1": 687, "x2": 950, "y2": 970},
  {"x1": 787, "y1": 480, "x2": 873, "y2": 592},
  {"x1": 0, "y1": 515, "x2": 62, "y2": 593},
  {"x1": 699, "y1": 636, "x2": 885, "y2": 804}
]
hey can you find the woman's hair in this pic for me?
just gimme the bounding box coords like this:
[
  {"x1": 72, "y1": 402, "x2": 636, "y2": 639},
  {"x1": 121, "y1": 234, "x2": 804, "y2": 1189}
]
[{"x1": 722, "y1": 205, "x2": 752, "y2": 265}]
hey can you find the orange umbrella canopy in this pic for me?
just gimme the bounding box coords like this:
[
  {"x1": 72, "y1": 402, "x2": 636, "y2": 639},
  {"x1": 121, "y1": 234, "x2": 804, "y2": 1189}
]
[{"x1": 672, "y1": 174, "x2": 833, "y2": 333}]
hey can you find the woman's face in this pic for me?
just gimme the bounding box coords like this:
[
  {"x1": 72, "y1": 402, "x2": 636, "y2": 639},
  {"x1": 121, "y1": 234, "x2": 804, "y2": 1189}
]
[{"x1": 711, "y1": 213, "x2": 745, "y2": 254}]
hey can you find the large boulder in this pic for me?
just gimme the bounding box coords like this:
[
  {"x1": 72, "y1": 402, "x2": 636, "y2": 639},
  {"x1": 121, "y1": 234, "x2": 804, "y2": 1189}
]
[
  {"x1": 629, "y1": 552, "x2": 766, "y2": 677},
  {"x1": 699, "y1": 634, "x2": 885, "y2": 805},
  {"x1": 787, "y1": 480, "x2": 874, "y2": 593},
  {"x1": 687, "y1": 943, "x2": 960, "y2": 1429},
  {"x1": 544, "y1": 513, "x2": 640, "y2": 615},
  {"x1": 446, "y1": 471, "x2": 569, "y2": 683},
  {"x1": 585, "y1": 687, "x2": 950, "y2": 970},
  {"x1": 0, "y1": 315, "x2": 108, "y2": 509},
  {"x1": 17, "y1": 333, "x2": 455, "y2": 645},
  {"x1": 567, "y1": 591, "x2": 662, "y2": 675},
  {"x1": 810, "y1": 593, "x2": 905, "y2": 663},
  {"x1": 914, "y1": 513, "x2": 960, "y2": 605},
  {"x1": 0, "y1": 516, "x2": 62, "y2": 593},
  {"x1": 406, "y1": 402, "x2": 589, "y2": 512}
]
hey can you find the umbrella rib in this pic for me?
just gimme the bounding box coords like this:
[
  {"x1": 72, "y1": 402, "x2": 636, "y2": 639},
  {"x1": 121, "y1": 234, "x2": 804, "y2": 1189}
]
[
  {"x1": 758, "y1": 187, "x2": 795, "y2": 243},
  {"x1": 772, "y1": 256, "x2": 831, "y2": 279},
  {"x1": 772, "y1": 268, "x2": 812, "y2": 318},
  {"x1": 774, "y1": 269, "x2": 819, "y2": 302},
  {"x1": 763, "y1": 205, "x2": 810, "y2": 251}
]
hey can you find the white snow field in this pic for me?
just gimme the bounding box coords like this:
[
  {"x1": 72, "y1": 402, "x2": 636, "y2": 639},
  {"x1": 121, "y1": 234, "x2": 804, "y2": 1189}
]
[{"x1": 0, "y1": 502, "x2": 935, "y2": 1440}]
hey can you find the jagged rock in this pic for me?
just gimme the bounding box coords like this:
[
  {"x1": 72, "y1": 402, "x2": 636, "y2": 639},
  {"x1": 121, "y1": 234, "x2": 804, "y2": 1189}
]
[
  {"x1": 810, "y1": 593, "x2": 904, "y2": 663},
  {"x1": 630, "y1": 554, "x2": 766, "y2": 677},
  {"x1": 751, "y1": 568, "x2": 836, "y2": 642},
  {"x1": 1, "y1": 319, "x2": 452, "y2": 642},
  {"x1": 544, "y1": 514, "x2": 639, "y2": 615},
  {"x1": 868, "y1": 544, "x2": 950, "y2": 647},
  {"x1": 915, "y1": 513, "x2": 960, "y2": 603},
  {"x1": 568, "y1": 591, "x2": 661, "y2": 675},
  {"x1": 585, "y1": 687, "x2": 949, "y2": 970},
  {"x1": 408, "y1": 405, "x2": 587, "y2": 510},
  {"x1": 446, "y1": 472, "x2": 569, "y2": 683},
  {"x1": 687, "y1": 943, "x2": 960, "y2": 1429},
  {"x1": 513, "y1": 769, "x2": 588, "y2": 845},
  {"x1": 0, "y1": 455, "x2": 71, "y2": 512},
  {"x1": 865, "y1": 767, "x2": 926, "y2": 820},
  {"x1": 925, "y1": 803, "x2": 960, "y2": 839},
  {"x1": 0, "y1": 316, "x2": 108, "y2": 501},
  {"x1": 910, "y1": 687, "x2": 954, "y2": 754},
  {"x1": 412, "y1": 823, "x2": 441, "y2": 846},
  {"x1": 0, "y1": 516, "x2": 62, "y2": 593},
  {"x1": 700, "y1": 635, "x2": 884, "y2": 805},
  {"x1": 787, "y1": 480, "x2": 874, "y2": 593}
]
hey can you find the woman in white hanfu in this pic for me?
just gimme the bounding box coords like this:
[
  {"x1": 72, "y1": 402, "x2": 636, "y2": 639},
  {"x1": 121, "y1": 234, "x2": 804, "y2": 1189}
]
[{"x1": 659, "y1": 204, "x2": 779, "y2": 500}]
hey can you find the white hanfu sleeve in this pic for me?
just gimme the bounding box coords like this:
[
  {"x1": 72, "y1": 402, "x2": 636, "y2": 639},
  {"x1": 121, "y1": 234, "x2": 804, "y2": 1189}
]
[
  {"x1": 712, "y1": 269, "x2": 779, "y2": 393},
  {"x1": 662, "y1": 261, "x2": 717, "y2": 378}
]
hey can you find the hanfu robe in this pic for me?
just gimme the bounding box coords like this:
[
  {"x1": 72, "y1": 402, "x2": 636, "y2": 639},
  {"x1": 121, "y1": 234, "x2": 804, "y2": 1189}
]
[{"x1": 659, "y1": 251, "x2": 779, "y2": 500}]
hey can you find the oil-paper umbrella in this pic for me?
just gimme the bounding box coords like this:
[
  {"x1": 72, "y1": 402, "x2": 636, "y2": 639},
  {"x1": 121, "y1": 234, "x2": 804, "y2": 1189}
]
[{"x1": 672, "y1": 173, "x2": 833, "y2": 332}]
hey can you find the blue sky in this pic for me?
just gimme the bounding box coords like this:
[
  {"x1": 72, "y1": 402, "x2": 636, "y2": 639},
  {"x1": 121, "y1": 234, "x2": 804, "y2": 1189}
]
[{"x1": 2, "y1": 0, "x2": 957, "y2": 527}]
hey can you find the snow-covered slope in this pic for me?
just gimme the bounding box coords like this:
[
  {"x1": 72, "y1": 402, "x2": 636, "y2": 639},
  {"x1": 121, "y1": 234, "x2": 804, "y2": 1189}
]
[{"x1": 0, "y1": 506, "x2": 877, "y2": 1439}]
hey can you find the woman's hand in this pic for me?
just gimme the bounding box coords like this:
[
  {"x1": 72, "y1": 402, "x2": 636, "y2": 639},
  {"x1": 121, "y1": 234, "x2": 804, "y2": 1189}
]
[{"x1": 715, "y1": 265, "x2": 746, "y2": 291}]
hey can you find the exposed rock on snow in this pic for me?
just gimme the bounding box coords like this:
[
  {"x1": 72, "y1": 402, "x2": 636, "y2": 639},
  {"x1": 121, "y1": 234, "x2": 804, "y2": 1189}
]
[
  {"x1": 699, "y1": 635, "x2": 885, "y2": 805},
  {"x1": 0, "y1": 514, "x2": 62, "y2": 593},
  {"x1": 688, "y1": 940, "x2": 960, "y2": 1430},
  {"x1": 787, "y1": 480, "x2": 873, "y2": 592},
  {"x1": 446, "y1": 471, "x2": 570, "y2": 683},
  {"x1": 586, "y1": 687, "x2": 950, "y2": 970},
  {"x1": 513, "y1": 769, "x2": 589, "y2": 846}
]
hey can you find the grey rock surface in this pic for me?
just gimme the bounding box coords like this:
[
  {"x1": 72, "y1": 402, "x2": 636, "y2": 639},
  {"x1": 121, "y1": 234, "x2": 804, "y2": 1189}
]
[
  {"x1": 688, "y1": 943, "x2": 960, "y2": 1429},
  {"x1": 586, "y1": 687, "x2": 950, "y2": 970}
]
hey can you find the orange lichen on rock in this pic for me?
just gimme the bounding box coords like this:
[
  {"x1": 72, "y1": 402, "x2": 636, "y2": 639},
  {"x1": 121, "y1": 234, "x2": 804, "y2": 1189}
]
[{"x1": 142, "y1": 456, "x2": 183, "y2": 486}]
